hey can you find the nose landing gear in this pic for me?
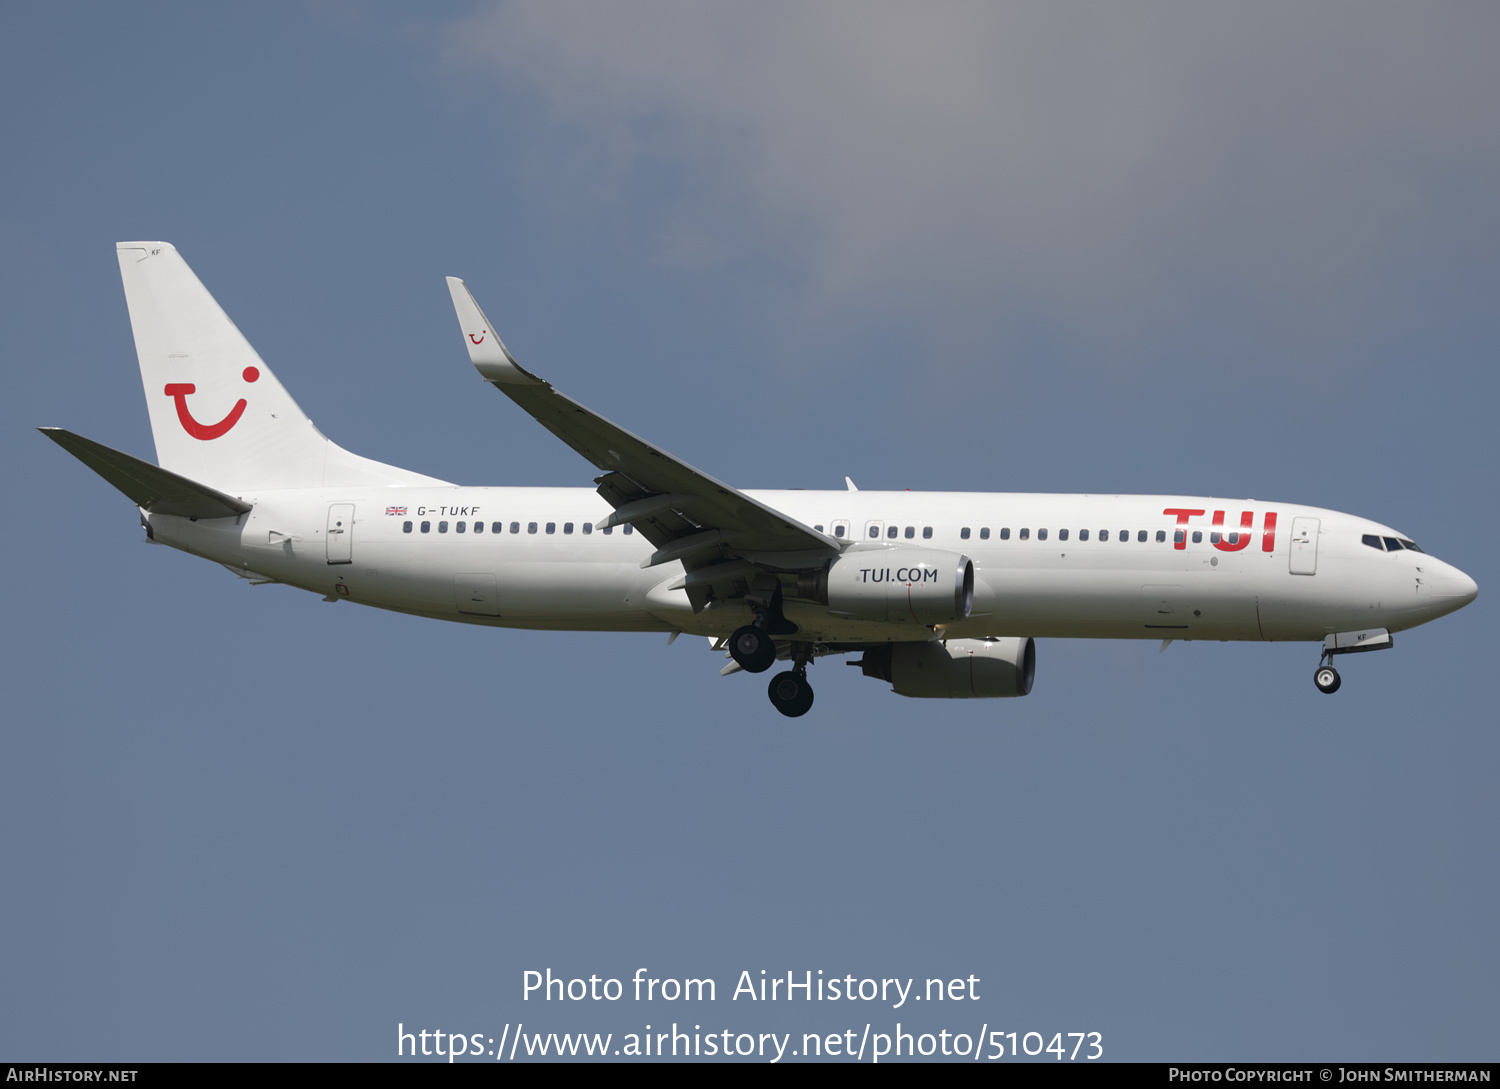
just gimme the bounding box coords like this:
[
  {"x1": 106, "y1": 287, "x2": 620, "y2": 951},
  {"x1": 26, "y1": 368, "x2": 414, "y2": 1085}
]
[
  {"x1": 1311, "y1": 628, "x2": 1393, "y2": 694},
  {"x1": 1314, "y1": 664, "x2": 1341, "y2": 694}
]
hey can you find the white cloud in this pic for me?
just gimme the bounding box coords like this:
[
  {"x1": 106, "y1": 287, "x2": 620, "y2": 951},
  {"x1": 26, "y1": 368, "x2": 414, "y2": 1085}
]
[{"x1": 444, "y1": 2, "x2": 1500, "y2": 376}]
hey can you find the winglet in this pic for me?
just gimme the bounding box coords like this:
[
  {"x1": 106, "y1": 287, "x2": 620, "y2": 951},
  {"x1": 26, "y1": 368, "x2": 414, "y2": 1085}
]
[
  {"x1": 444, "y1": 277, "x2": 542, "y2": 386},
  {"x1": 845, "y1": 476, "x2": 858, "y2": 492}
]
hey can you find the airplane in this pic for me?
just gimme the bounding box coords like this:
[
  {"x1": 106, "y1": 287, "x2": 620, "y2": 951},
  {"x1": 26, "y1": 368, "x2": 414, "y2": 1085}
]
[{"x1": 42, "y1": 242, "x2": 1479, "y2": 717}]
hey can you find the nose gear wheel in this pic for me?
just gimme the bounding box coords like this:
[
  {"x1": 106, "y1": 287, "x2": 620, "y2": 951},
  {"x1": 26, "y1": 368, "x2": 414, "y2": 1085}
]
[{"x1": 1314, "y1": 665, "x2": 1341, "y2": 694}]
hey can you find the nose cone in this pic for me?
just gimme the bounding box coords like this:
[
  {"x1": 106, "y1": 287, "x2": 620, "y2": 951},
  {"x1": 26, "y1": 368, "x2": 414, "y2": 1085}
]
[{"x1": 1426, "y1": 562, "x2": 1478, "y2": 614}]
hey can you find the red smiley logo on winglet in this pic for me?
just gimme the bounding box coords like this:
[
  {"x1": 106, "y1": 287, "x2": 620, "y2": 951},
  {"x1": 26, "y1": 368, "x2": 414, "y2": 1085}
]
[
  {"x1": 164, "y1": 366, "x2": 259, "y2": 440},
  {"x1": 469, "y1": 331, "x2": 486, "y2": 344}
]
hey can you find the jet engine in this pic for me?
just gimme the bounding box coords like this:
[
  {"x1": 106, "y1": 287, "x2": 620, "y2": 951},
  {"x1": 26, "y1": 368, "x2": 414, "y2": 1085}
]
[
  {"x1": 855, "y1": 637, "x2": 1036, "y2": 698},
  {"x1": 800, "y1": 550, "x2": 974, "y2": 625}
]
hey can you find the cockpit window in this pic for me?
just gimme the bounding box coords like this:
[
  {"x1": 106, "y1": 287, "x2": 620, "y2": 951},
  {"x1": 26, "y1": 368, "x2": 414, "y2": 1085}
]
[{"x1": 1364, "y1": 533, "x2": 1426, "y2": 554}]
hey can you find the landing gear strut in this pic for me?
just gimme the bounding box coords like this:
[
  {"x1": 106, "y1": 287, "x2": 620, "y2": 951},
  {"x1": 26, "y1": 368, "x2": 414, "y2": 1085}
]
[{"x1": 767, "y1": 644, "x2": 815, "y2": 717}]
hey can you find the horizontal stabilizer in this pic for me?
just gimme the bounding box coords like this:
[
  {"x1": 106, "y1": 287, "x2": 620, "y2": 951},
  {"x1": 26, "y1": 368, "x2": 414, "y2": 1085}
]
[{"x1": 39, "y1": 428, "x2": 252, "y2": 519}]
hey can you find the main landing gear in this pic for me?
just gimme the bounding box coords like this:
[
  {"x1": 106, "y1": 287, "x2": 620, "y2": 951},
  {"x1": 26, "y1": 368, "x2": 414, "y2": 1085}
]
[
  {"x1": 728, "y1": 624, "x2": 777, "y2": 674},
  {"x1": 726, "y1": 589, "x2": 815, "y2": 716},
  {"x1": 767, "y1": 642, "x2": 815, "y2": 718},
  {"x1": 768, "y1": 670, "x2": 814, "y2": 717}
]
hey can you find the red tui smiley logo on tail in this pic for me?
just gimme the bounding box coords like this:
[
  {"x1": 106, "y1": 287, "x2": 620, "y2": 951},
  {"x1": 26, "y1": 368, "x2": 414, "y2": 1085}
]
[{"x1": 164, "y1": 366, "x2": 259, "y2": 440}]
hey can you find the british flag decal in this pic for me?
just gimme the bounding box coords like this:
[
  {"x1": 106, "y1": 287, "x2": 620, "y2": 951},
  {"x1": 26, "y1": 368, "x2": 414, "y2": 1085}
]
[{"x1": 385, "y1": 506, "x2": 408, "y2": 516}]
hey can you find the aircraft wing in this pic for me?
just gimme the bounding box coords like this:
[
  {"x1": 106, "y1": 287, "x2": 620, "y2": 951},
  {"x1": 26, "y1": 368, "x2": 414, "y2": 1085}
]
[{"x1": 446, "y1": 278, "x2": 840, "y2": 574}]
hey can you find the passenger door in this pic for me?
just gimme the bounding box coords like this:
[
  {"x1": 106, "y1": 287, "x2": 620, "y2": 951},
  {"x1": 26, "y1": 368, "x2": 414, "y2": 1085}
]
[
  {"x1": 326, "y1": 504, "x2": 354, "y2": 565},
  {"x1": 1289, "y1": 517, "x2": 1319, "y2": 575}
]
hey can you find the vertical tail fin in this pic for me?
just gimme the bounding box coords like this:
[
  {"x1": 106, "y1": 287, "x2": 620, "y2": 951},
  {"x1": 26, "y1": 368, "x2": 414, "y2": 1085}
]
[{"x1": 116, "y1": 242, "x2": 444, "y2": 492}]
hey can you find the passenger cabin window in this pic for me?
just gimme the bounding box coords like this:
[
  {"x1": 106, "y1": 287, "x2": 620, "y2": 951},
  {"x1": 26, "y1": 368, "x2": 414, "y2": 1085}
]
[
  {"x1": 1038, "y1": 528, "x2": 1048, "y2": 541},
  {"x1": 1020, "y1": 528, "x2": 1030, "y2": 540},
  {"x1": 1138, "y1": 530, "x2": 1147, "y2": 543},
  {"x1": 603, "y1": 526, "x2": 613, "y2": 534},
  {"x1": 455, "y1": 521, "x2": 465, "y2": 533},
  {"x1": 1099, "y1": 529, "x2": 1108, "y2": 541},
  {"x1": 1191, "y1": 531, "x2": 1202, "y2": 544},
  {"x1": 1077, "y1": 529, "x2": 1087, "y2": 541},
  {"x1": 492, "y1": 522, "x2": 503, "y2": 534},
  {"x1": 421, "y1": 521, "x2": 431, "y2": 533},
  {"x1": 1158, "y1": 530, "x2": 1168, "y2": 543},
  {"x1": 510, "y1": 522, "x2": 520, "y2": 534},
  {"x1": 528, "y1": 522, "x2": 538, "y2": 534},
  {"x1": 546, "y1": 522, "x2": 556, "y2": 534},
  {"x1": 961, "y1": 527, "x2": 971, "y2": 540},
  {"x1": 403, "y1": 521, "x2": 413, "y2": 533},
  {"x1": 922, "y1": 526, "x2": 933, "y2": 539},
  {"x1": 623, "y1": 524, "x2": 633, "y2": 535},
  {"x1": 814, "y1": 525, "x2": 824, "y2": 533},
  {"x1": 438, "y1": 521, "x2": 449, "y2": 533},
  {"x1": 1174, "y1": 530, "x2": 1184, "y2": 544},
  {"x1": 834, "y1": 525, "x2": 846, "y2": 538},
  {"x1": 900, "y1": 525, "x2": 911, "y2": 539},
  {"x1": 1059, "y1": 529, "x2": 1069, "y2": 541},
  {"x1": 996, "y1": 528, "x2": 1006, "y2": 540},
  {"x1": 473, "y1": 521, "x2": 483, "y2": 533},
  {"x1": 888, "y1": 526, "x2": 899, "y2": 539},
  {"x1": 564, "y1": 522, "x2": 574, "y2": 534},
  {"x1": 1210, "y1": 531, "x2": 1220, "y2": 543},
  {"x1": 1119, "y1": 530, "x2": 1128, "y2": 543},
  {"x1": 583, "y1": 523, "x2": 593, "y2": 535}
]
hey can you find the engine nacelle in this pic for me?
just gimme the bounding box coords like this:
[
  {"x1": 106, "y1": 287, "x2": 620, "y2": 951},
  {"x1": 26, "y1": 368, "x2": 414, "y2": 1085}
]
[
  {"x1": 807, "y1": 550, "x2": 974, "y2": 625},
  {"x1": 857, "y1": 637, "x2": 1036, "y2": 698}
]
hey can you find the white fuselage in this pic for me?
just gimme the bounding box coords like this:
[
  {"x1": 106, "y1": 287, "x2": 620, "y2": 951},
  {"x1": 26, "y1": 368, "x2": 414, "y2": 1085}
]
[{"x1": 146, "y1": 487, "x2": 1477, "y2": 645}]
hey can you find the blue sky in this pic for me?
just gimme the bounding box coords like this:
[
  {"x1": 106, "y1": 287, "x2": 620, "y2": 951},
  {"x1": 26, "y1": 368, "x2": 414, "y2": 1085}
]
[{"x1": 3, "y1": 3, "x2": 1496, "y2": 1062}]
